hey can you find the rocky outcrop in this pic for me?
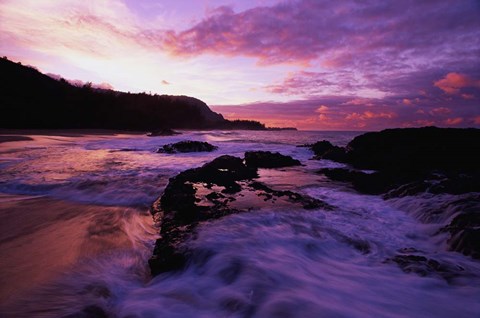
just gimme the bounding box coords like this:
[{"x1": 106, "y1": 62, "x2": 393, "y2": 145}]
[
  {"x1": 314, "y1": 127, "x2": 480, "y2": 261},
  {"x1": 244, "y1": 151, "x2": 301, "y2": 168},
  {"x1": 157, "y1": 140, "x2": 218, "y2": 153},
  {"x1": 314, "y1": 128, "x2": 480, "y2": 197},
  {"x1": 346, "y1": 127, "x2": 480, "y2": 174},
  {"x1": 149, "y1": 154, "x2": 333, "y2": 276},
  {"x1": 314, "y1": 127, "x2": 480, "y2": 175},
  {"x1": 309, "y1": 140, "x2": 348, "y2": 162}
]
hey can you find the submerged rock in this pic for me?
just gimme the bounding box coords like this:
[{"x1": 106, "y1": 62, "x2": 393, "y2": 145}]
[
  {"x1": 157, "y1": 140, "x2": 218, "y2": 153},
  {"x1": 386, "y1": 254, "x2": 465, "y2": 282},
  {"x1": 318, "y1": 168, "x2": 417, "y2": 195},
  {"x1": 149, "y1": 154, "x2": 333, "y2": 276},
  {"x1": 244, "y1": 151, "x2": 301, "y2": 168},
  {"x1": 147, "y1": 128, "x2": 181, "y2": 136},
  {"x1": 248, "y1": 181, "x2": 334, "y2": 210}
]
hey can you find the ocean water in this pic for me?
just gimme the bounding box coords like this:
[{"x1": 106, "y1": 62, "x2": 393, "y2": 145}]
[{"x1": 0, "y1": 130, "x2": 479, "y2": 317}]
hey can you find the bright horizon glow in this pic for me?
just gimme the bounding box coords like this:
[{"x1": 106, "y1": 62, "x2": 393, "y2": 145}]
[{"x1": 1, "y1": 0, "x2": 479, "y2": 130}]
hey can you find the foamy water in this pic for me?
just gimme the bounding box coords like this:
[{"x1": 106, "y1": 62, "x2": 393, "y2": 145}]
[{"x1": 0, "y1": 130, "x2": 479, "y2": 317}]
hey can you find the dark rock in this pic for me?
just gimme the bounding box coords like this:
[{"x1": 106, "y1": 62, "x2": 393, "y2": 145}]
[
  {"x1": 157, "y1": 140, "x2": 218, "y2": 153},
  {"x1": 384, "y1": 174, "x2": 480, "y2": 199},
  {"x1": 315, "y1": 128, "x2": 480, "y2": 262},
  {"x1": 315, "y1": 127, "x2": 480, "y2": 196},
  {"x1": 321, "y1": 168, "x2": 479, "y2": 198},
  {"x1": 429, "y1": 174, "x2": 480, "y2": 195},
  {"x1": 244, "y1": 151, "x2": 301, "y2": 168},
  {"x1": 147, "y1": 129, "x2": 181, "y2": 136},
  {"x1": 248, "y1": 181, "x2": 334, "y2": 210},
  {"x1": 346, "y1": 127, "x2": 480, "y2": 174},
  {"x1": 150, "y1": 155, "x2": 257, "y2": 275},
  {"x1": 322, "y1": 147, "x2": 348, "y2": 162},
  {"x1": 149, "y1": 155, "x2": 334, "y2": 276},
  {"x1": 0, "y1": 135, "x2": 33, "y2": 143},
  {"x1": 386, "y1": 254, "x2": 465, "y2": 282},
  {"x1": 310, "y1": 140, "x2": 336, "y2": 156},
  {"x1": 309, "y1": 140, "x2": 348, "y2": 162},
  {"x1": 160, "y1": 155, "x2": 257, "y2": 213},
  {"x1": 383, "y1": 180, "x2": 432, "y2": 199},
  {"x1": 442, "y1": 207, "x2": 480, "y2": 259},
  {"x1": 318, "y1": 168, "x2": 415, "y2": 195}
]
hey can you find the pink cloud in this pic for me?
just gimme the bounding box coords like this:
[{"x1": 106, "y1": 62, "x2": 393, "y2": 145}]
[
  {"x1": 444, "y1": 117, "x2": 463, "y2": 125},
  {"x1": 316, "y1": 105, "x2": 329, "y2": 113},
  {"x1": 461, "y1": 93, "x2": 475, "y2": 100},
  {"x1": 345, "y1": 111, "x2": 396, "y2": 121},
  {"x1": 161, "y1": 80, "x2": 171, "y2": 85},
  {"x1": 434, "y1": 73, "x2": 480, "y2": 94},
  {"x1": 413, "y1": 120, "x2": 436, "y2": 126},
  {"x1": 429, "y1": 107, "x2": 451, "y2": 116},
  {"x1": 318, "y1": 114, "x2": 328, "y2": 122}
]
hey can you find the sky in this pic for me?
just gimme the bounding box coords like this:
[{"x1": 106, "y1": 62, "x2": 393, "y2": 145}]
[{"x1": 1, "y1": 0, "x2": 479, "y2": 130}]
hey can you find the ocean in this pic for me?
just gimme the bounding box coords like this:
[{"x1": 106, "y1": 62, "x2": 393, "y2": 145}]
[{"x1": 0, "y1": 130, "x2": 479, "y2": 317}]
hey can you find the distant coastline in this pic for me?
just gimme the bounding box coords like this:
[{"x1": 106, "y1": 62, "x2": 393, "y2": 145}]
[{"x1": 0, "y1": 57, "x2": 292, "y2": 132}]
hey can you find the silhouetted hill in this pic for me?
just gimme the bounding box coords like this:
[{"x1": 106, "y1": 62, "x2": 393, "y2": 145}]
[{"x1": 0, "y1": 57, "x2": 266, "y2": 131}]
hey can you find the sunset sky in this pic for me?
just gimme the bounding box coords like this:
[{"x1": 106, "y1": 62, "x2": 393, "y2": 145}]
[{"x1": 1, "y1": 0, "x2": 479, "y2": 130}]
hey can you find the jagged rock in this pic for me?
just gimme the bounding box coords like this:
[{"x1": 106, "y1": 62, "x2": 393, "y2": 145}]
[
  {"x1": 157, "y1": 140, "x2": 218, "y2": 153},
  {"x1": 149, "y1": 155, "x2": 334, "y2": 276},
  {"x1": 248, "y1": 181, "x2": 334, "y2": 210},
  {"x1": 147, "y1": 129, "x2": 181, "y2": 136},
  {"x1": 383, "y1": 181, "x2": 432, "y2": 199},
  {"x1": 442, "y1": 202, "x2": 480, "y2": 259},
  {"x1": 308, "y1": 140, "x2": 348, "y2": 162},
  {"x1": 244, "y1": 151, "x2": 301, "y2": 168},
  {"x1": 310, "y1": 140, "x2": 336, "y2": 156}
]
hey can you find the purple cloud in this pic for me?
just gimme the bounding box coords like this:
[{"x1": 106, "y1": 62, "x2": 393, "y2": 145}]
[{"x1": 158, "y1": 0, "x2": 480, "y2": 68}]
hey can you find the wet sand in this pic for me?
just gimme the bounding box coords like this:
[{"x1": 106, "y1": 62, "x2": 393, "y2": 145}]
[{"x1": 0, "y1": 194, "x2": 151, "y2": 308}]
